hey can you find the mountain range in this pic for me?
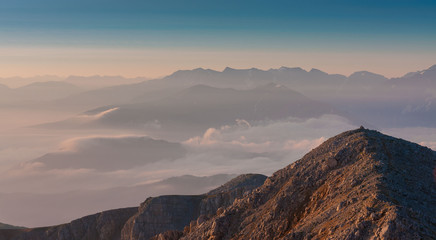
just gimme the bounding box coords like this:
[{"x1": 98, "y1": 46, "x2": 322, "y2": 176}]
[
  {"x1": 2, "y1": 65, "x2": 435, "y2": 128},
  {"x1": 39, "y1": 83, "x2": 348, "y2": 139},
  {"x1": 12, "y1": 64, "x2": 433, "y2": 129}
]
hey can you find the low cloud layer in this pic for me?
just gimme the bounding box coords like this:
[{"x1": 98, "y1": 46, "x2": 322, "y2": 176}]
[
  {"x1": 0, "y1": 115, "x2": 356, "y2": 195},
  {"x1": 180, "y1": 114, "x2": 356, "y2": 175},
  {"x1": 184, "y1": 115, "x2": 354, "y2": 157},
  {"x1": 31, "y1": 135, "x2": 186, "y2": 171},
  {"x1": 5, "y1": 114, "x2": 436, "y2": 227}
]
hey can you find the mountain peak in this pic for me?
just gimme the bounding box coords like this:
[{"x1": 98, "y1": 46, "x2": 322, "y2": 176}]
[
  {"x1": 400, "y1": 64, "x2": 436, "y2": 79},
  {"x1": 223, "y1": 67, "x2": 235, "y2": 72},
  {"x1": 309, "y1": 68, "x2": 328, "y2": 75},
  {"x1": 349, "y1": 71, "x2": 386, "y2": 79},
  {"x1": 222, "y1": 67, "x2": 263, "y2": 73},
  {"x1": 182, "y1": 128, "x2": 436, "y2": 239}
]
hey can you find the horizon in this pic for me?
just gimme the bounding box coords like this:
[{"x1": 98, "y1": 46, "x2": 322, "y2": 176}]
[{"x1": 1, "y1": 63, "x2": 435, "y2": 80}]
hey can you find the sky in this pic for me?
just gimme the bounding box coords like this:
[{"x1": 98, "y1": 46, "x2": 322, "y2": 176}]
[{"x1": 1, "y1": 0, "x2": 435, "y2": 78}]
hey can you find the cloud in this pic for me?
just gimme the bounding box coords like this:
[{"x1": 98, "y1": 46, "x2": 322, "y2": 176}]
[
  {"x1": 184, "y1": 114, "x2": 354, "y2": 156},
  {"x1": 176, "y1": 114, "x2": 357, "y2": 176},
  {"x1": 29, "y1": 135, "x2": 186, "y2": 171},
  {"x1": 67, "y1": 107, "x2": 120, "y2": 124},
  {"x1": 81, "y1": 107, "x2": 119, "y2": 119},
  {"x1": 0, "y1": 114, "x2": 356, "y2": 195},
  {"x1": 0, "y1": 114, "x2": 359, "y2": 228},
  {"x1": 184, "y1": 127, "x2": 272, "y2": 153}
]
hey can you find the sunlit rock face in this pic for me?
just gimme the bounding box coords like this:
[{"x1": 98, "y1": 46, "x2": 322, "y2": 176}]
[
  {"x1": 0, "y1": 207, "x2": 138, "y2": 240},
  {"x1": 120, "y1": 174, "x2": 267, "y2": 240},
  {"x1": 180, "y1": 128, "x2": 436, "y2": 240}
]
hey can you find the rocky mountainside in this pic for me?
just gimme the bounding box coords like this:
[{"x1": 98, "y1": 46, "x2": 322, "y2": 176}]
[
  {"x1": 0, "y1": 174, "x2": 266, "y2": 240},
  {"x1": 2, "y1": 128, "x2": 435, "y2": 239},
  {"x1": 120, "y1": 174, "x2": 267, "y2": 240},
  {"x1": 0, "y1": 208, "x2": 138, "y2": 240},
  {"x1": 178, "y1": 128, "x2": 435, "y2": 239}
]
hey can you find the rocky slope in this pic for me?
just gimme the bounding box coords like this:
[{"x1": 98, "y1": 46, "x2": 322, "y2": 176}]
[
  {"x1": 1, "y1": 174, "x2": 266, "y2": 240},
  {"x1": 120, "y1": 174, "x2": 267, "y2": 240},
  {"x1": 0, "y1": 207, "x2": 138, "y2": 240},
  {"x1": 177, "y1": 128, "x2": 436, "y2": 239}
]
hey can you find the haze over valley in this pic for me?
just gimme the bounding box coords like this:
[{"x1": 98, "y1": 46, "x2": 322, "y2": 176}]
[{"x1": 0, "y1": 65, "x2": 435, "y2": 227}]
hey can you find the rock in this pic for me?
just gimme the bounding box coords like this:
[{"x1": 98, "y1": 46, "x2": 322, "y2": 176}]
[
  {"x1": 327, "y1": 158, "x2": 338, "y2": 168},
  {"x1": 1, "y1": 207, "x2": 137, "y2": 240},
  {"x1": 181, "y1": 128, "x2": 436, "y2": 239},
  {"x1": 150, "y1": 230, "x2": 183, "y2": 240},
  {"x1": 196, "y1": 215, "x2": 208, "y2": 225},
  {"x1": 336, "y1": 201, "x2": 346, "y2": 211},
  {"x1": 120, "y1": 174, "x2": 266, "y2": 240}
]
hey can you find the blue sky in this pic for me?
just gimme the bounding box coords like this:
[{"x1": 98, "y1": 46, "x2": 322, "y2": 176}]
[{"x1": 1, "y1": 0, "x2": 435, "y2": 77}]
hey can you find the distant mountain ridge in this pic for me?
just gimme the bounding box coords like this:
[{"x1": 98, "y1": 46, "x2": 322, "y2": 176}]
[
  {"x1": 0, "y1": 81, "x2": 83, "y2": 104},
  {"x1": 0, "y1": 75, "x2": 146, "y2": 89},
  {"x1": 39, "y1": 83, "x2": 348, "y2": 138},
  {"x1": 0, "y1": 75, "x2": 146, "y2": 106},
  {"x1": 1, "y1": 65, "x2": 434, "y2": 103},
  {"x1": 26, "y1": 64, "x2": 435, "y2": 128},
  {"x1": 3, "y1": 65, "x2": 433, "y2": 129}
]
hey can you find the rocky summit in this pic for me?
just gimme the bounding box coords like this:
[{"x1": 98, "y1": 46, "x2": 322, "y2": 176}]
[
  {"x1": 2, "y1": 128, "x2": 435, "y2": 240},
  {"x1": 179, "y1": 128, "x2": 436, "y2": 240}
]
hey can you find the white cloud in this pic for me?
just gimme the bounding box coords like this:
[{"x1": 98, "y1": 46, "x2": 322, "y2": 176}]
[
  {"x1": 29, "y1": 135, "x2": 186, "y2": 171},
  {"x1": 181, "y1": 114, "x2": 356, "y2": 175},
  {"x1": 70, "y1": 107, "x2": 120, "y2": 124},
  {"x1": 184, "y1": 114, "x2": 354, "y2": 155},
  {"x1": 0, "y1": 115, "x2": 356, "y2": 194}
]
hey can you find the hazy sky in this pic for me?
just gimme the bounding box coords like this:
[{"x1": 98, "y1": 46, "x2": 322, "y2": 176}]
[{"x1": 1, "y1": 0, "x2": 435, "y2": 77}]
